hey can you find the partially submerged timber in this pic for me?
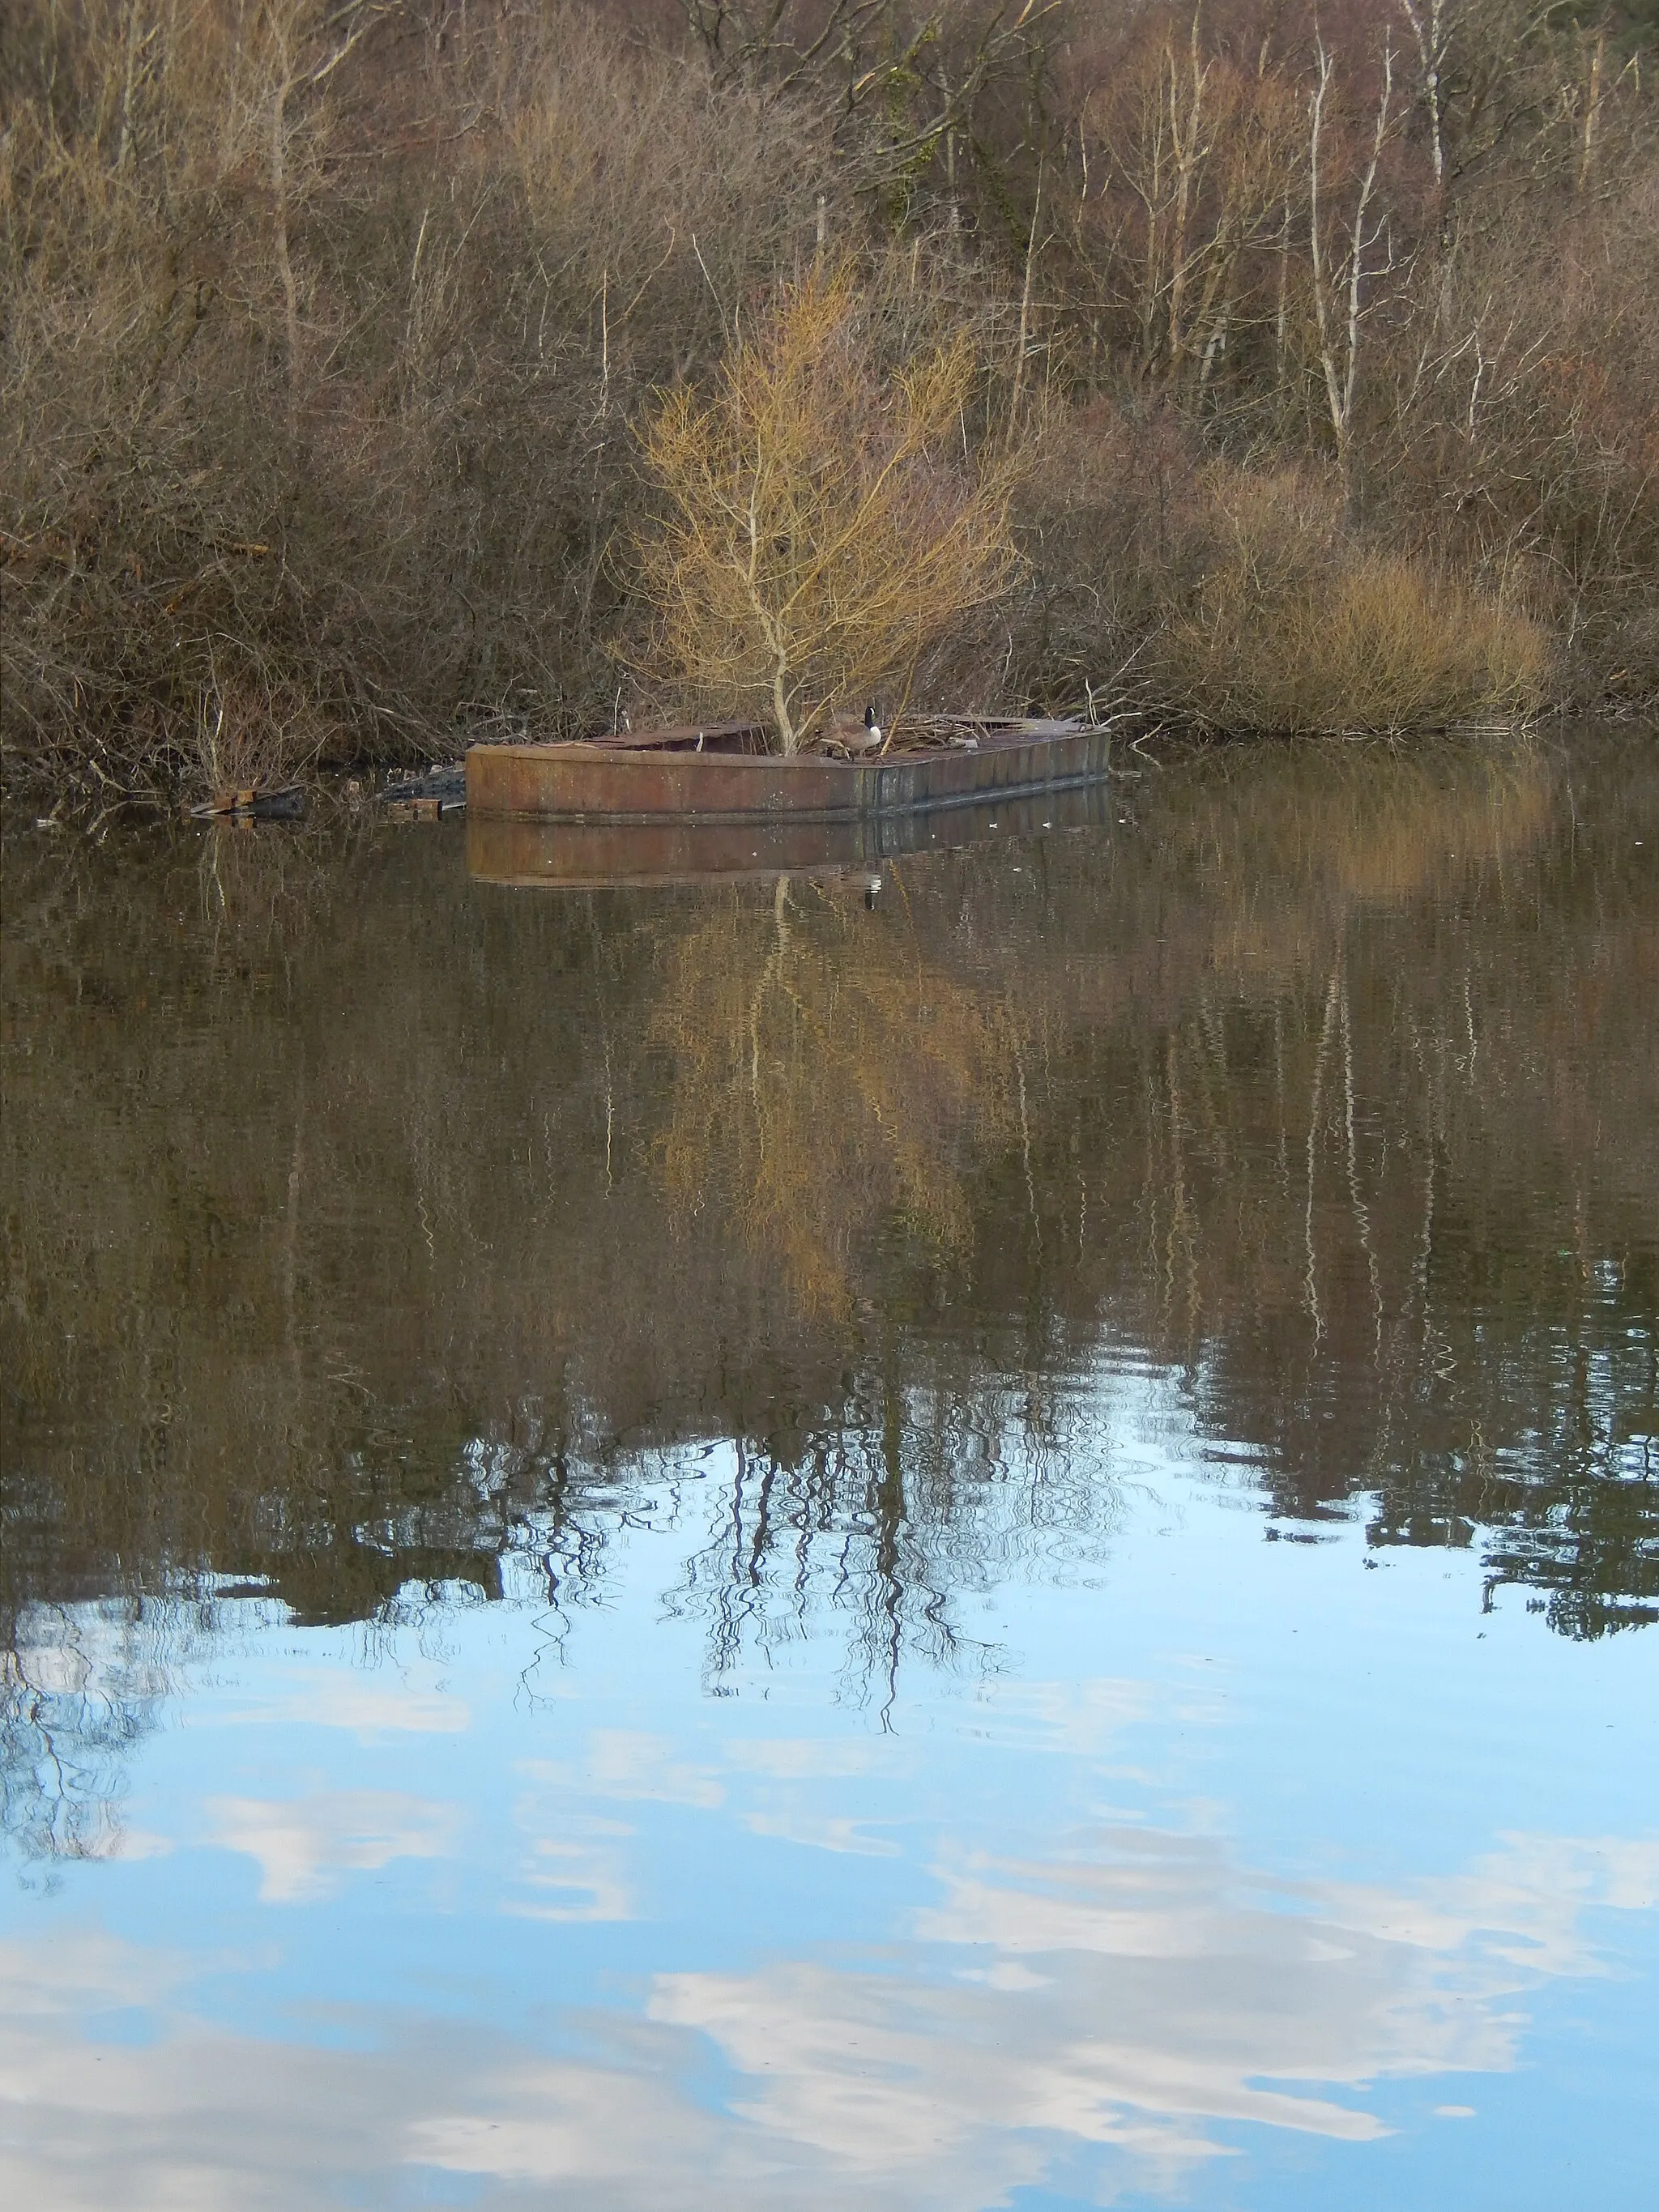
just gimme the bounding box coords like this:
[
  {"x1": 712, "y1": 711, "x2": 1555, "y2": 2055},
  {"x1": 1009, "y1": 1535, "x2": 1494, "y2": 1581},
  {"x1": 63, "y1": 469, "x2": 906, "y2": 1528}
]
[{"x1": 465, "y1": 717, "x2": 1113, "y2": 826}]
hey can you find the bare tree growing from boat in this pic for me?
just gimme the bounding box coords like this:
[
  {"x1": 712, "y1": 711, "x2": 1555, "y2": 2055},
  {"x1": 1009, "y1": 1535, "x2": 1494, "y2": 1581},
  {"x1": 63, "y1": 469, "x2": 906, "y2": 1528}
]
[{"x1": 627, "y1": 262, "x2": 1023, "y2": 753}]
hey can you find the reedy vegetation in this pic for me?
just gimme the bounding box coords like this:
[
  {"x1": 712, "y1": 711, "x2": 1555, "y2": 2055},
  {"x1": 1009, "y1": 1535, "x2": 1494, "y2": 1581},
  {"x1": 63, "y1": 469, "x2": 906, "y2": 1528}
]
[{"x1": 1, "y1": 0, "x2": 1653, "y2": 799}]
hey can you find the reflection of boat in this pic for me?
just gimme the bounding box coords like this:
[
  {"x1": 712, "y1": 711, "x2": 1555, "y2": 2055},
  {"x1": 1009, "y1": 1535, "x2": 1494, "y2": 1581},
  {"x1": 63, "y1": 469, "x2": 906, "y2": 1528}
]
[
  {"x1": 468, "y1": 780, "x2": 1116, "y2": 889},
  {"x1": 466, "y1": 717, "x2": 1114, "y2": 825}
]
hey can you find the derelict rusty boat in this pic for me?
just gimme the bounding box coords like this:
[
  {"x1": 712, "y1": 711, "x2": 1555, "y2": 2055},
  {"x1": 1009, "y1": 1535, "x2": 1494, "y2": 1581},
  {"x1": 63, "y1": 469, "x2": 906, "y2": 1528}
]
[{"x1": 465, "y1": 716, "x2": 1114, "y2": 826}]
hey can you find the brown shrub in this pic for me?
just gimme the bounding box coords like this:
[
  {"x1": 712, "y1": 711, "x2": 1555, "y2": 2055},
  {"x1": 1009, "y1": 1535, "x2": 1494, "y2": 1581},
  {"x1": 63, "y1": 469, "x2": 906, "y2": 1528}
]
[
  {"x1": 0, "y1": 0, "x2": 838, "y2": 802},
  {"x1": 1013, "y1": 416, "x2": 1546, "y2": 733},
  {"x1": 1158, "y1": 467, "x2": 1548, "y2": 734}
]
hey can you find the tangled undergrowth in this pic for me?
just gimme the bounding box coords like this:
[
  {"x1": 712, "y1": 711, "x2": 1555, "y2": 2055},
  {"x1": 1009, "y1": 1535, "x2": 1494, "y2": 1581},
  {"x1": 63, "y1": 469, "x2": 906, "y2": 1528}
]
[{"x1": 2, "y1": 0, "x2": 1653, "y2": 803}]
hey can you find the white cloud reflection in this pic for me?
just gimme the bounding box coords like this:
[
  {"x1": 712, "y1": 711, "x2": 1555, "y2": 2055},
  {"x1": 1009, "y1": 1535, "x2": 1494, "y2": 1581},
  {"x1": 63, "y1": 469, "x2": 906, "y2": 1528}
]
[
  {"x1": 742, "y1": 1809, "x2": 901, "y2": 1856},
  {"x1": 243, "y1": 1670, "x2": 471, "y2": 1739},
  {"x1": 5, "y1": 1825, "x2": 1653, "y2": 2211},
  {"x1": 508, "y1": 1815, "x2": 636, "y2": 1922},
  {"x1": 203, "y1": 1790, "x2": 461, "y2": 1903}
]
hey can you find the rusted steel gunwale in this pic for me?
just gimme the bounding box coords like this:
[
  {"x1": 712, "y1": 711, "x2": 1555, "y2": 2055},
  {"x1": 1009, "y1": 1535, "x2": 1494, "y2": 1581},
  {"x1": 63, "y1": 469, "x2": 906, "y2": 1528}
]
[{"x1": 466, "y1": 721, "x2": 1111, "y2": 824}]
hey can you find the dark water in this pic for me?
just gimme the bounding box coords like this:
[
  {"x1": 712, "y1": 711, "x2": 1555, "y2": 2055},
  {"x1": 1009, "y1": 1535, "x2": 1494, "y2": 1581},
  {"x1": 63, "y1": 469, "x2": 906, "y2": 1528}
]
[{"x1": 2, "y1": 737, "x2": 1656, "y2": 2210}]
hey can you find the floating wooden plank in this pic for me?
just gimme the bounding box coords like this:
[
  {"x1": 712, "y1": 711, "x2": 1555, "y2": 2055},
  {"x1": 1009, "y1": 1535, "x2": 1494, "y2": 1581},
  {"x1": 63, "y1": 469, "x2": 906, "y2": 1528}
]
[
  {"x1": 188, "y1": 786, "x2": 305, "y2": 821},
  {"x1": 385, "y1": 795, "x2": 458, "y2": 823}
]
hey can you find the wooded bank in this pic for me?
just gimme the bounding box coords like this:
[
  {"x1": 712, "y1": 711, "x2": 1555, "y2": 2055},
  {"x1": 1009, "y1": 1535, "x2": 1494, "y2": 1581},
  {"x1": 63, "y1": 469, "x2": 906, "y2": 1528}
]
[{"x1": 2, "y1": 0, "x2": 1654, "y2": 803}]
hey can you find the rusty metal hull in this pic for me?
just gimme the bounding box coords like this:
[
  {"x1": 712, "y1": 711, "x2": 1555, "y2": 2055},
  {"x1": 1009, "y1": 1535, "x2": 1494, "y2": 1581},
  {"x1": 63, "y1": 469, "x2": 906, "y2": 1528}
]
[
  {"x1": 466, "y1": 723, "x2": 1113, "y2": 824},
  {"x1": 468, "y1": 782, "x2": 1115, "y2": 889}
]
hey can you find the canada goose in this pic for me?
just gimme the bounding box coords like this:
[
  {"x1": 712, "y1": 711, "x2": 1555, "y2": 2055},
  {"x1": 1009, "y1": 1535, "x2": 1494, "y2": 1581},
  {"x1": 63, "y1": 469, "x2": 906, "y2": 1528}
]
[{"x1": 823, "y1": 703, "x2": 884, "y2": 756}]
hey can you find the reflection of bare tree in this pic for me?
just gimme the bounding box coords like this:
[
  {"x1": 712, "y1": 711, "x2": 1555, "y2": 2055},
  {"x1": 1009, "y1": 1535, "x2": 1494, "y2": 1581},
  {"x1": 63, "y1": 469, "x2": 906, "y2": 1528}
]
[
  {"x1": 650, "y1": 874, "x2": 1029, "y2": 1315},
  {"x1": 673, "y1": 1426, "x2": 992, "y2": 1718},
  {"x1": 1, "y1": 1601, "x2": 174, "y2": 1878},
  {"x1": 665, "y1": 1366, "x2": 1123, "y2": 1710},
  {"x1": 440, "y1": 1409, "x2": 619, "y2": 1689},
  {"x1": 638, "y1": 866, "x2": 1120, "y2": 1703}
]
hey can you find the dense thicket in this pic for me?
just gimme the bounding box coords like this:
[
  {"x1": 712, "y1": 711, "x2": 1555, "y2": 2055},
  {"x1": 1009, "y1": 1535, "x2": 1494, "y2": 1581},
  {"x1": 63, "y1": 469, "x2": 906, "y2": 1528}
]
[{"x1": 2, "y1": 0, "x2": 1654, "y2": 798}]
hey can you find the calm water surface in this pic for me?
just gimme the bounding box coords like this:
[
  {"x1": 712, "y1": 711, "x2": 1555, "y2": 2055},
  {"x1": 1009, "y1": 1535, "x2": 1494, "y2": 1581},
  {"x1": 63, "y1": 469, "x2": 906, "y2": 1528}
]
[{"x1": 2, "y1": 738, "x2": 1656, "y2": 2210}]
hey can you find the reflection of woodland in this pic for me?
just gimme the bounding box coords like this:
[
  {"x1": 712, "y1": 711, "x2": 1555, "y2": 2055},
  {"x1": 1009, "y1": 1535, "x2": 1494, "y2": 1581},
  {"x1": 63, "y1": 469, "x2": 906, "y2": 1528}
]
[{"x1": 3, "y1": 739, "x2": 1655, "y2": 1813}]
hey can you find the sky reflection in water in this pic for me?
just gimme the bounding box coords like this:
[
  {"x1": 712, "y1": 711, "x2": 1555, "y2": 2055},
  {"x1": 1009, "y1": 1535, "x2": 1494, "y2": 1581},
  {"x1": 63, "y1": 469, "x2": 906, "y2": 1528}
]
[{"x1": 2, "y1": 738, "x2": 1656, "y2": 2208}]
